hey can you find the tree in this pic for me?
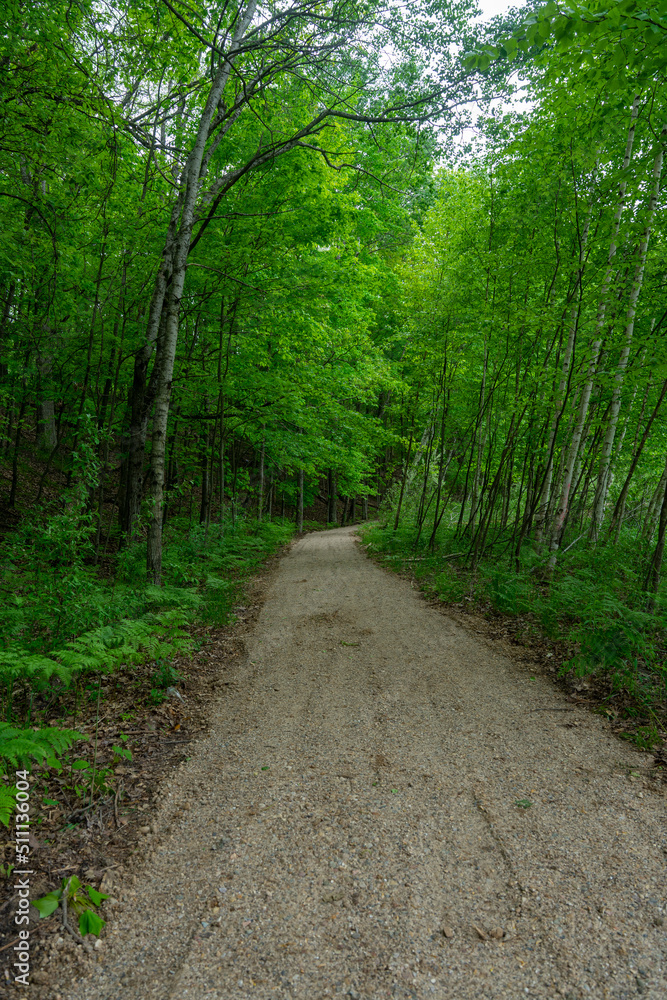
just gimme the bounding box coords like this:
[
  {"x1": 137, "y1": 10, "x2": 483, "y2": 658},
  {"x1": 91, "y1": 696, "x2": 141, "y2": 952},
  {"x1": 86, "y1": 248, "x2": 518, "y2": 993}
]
[{"x1": 108, "y1": 0, "x2": 479, "y2": 582}]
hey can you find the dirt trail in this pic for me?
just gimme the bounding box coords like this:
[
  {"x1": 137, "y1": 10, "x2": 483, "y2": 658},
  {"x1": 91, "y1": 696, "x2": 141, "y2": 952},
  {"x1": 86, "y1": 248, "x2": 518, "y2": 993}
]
[{"x1": 66, "y1": 527, "x2": 666, "y2": 1000}]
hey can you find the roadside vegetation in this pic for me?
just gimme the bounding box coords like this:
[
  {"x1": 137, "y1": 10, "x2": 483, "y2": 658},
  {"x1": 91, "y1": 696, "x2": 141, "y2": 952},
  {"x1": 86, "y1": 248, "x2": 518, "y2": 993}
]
[
  {"x1": 2, "y1": 0, "x2": 667, "y2": 933},
  {"x1": 0, "y1": 503, "x2": 292, "y2": 828},
  {"x1": 363, "y1": 508, "x2": 667, "y2": 751}
]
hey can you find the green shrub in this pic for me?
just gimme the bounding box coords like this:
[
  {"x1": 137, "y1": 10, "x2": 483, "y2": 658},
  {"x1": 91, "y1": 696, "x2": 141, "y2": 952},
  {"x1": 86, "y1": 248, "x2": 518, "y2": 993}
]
[
  {"x1": 361, "y1": 514, "x2": 667, "y2": 718},
  {"x1": 433, "y1": 567, "x2": 466, "y2": 602},
  {"x1": 0, "y1": 510, "x2": 294, "y2": 830},
  {"x1": 483, "y1": 567, "x2": 534, "y2": 616}
]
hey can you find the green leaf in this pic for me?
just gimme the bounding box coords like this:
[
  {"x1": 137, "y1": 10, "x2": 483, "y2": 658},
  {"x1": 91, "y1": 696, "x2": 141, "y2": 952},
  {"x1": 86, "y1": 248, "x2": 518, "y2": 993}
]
[
  {"x1": 71, "y1": 760, "x2": 90, "y2": 770},
  {"x1": 79, "y1": 908, "x2": 105, "y2": 937},
  {"x1": 64, "y1": 875, "x2": 82, "y2": 894},
  {"x1": 0, "y1": 787, "x2": 17, "y2": 827},
  {"x1": 538, "y1": 18, "x2": 551, "y2": 40},
  {"x1": 85, "y1": 886, "x2": 109, "y2": 907},
  {"x1": 612, "y1": 44, "x2": 627, "y2": 67},
  {"x1": 33, "y1": 890, "x2": 63, "y2": 918}
]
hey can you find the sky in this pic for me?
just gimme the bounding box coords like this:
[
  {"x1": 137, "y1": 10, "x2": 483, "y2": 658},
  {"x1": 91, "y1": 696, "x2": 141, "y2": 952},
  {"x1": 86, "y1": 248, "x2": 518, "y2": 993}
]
[
  {"x1": 478, "y1": 0, "x2": 527, "y2": 18},
  {"x1": 452, "y1": 0, "x2": 531, "y2": 159}
]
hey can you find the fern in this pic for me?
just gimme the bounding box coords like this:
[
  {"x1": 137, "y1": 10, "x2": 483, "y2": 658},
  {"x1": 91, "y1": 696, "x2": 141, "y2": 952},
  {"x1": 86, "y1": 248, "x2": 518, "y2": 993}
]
[
  {"x1": 0, "y1": 515, "x2": 290, "y2": 737},
  {"x1": 0, "y1": 650, "x2": 72, "y2": 684},
  {"x1": 0, "y1": 724, "x2": 85, "y2": 770},
  {"x1": 0, "y1": 612, "x2": 193, "y2": 686},
  {"x1": 0, "y1": 785, "x2": 17, "y2": 827},
  {"x1": 144, "y1": 585, "x2": 202, "y2": 609},
  {"x1": 204, "y1": 574, "x2": 232, "y2": 591},
  {"x1": 0, "y1": 724, "x2": 86, "y2": 824}
]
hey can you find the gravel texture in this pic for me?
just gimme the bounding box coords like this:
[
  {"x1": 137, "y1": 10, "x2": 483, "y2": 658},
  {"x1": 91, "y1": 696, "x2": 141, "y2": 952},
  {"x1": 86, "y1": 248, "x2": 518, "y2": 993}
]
[{"x1": 63, "y1": 526, "x2": 666, "y2": 1000}]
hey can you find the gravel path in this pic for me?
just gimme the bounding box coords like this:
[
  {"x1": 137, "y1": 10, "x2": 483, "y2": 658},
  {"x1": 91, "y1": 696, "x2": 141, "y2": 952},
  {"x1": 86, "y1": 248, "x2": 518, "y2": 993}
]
[{"x1": 65, "y1": 527, "x2": 666, "y2": 1000}]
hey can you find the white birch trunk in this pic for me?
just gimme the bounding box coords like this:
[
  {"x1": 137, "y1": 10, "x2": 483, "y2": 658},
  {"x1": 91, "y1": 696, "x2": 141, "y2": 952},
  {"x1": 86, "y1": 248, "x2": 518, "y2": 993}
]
[
  {"x1": 547, "y1": 96, "x2": 641, "y2": 571},
  {"x1": 590, "y1": 127, "x2": 666, "y2": 539},
  {"x1": 146, "y1": 1, "x2": 258, "y2": 583},
  {"x1": 535, "y1": 218, "x2": 590, "y2": 546},
  {"x1": 407, "y1": 416, "x2": 437, "y2": 486}
]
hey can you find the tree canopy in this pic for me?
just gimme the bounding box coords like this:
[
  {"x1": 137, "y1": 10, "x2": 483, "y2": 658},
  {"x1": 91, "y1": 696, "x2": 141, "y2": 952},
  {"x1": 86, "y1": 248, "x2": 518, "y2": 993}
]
[{"x1": 1, "y1": 0, "x2": 667, "y2": 710}]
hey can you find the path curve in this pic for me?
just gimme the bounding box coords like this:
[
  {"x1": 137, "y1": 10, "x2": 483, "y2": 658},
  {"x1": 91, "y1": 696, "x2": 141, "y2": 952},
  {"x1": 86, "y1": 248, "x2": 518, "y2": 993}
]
[{"x1": 66, "y1": 527, "x2": 666, "y2": 1000}]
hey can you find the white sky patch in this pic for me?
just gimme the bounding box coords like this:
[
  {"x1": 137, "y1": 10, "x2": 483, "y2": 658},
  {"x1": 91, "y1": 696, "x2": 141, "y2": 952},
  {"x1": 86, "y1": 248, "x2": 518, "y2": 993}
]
[
  {"x1": 451, "y1": 0, "x2": 531, "y2": 162},
  {"x1": 478, "y1": 0, "x2": 528, "y2": 20}
]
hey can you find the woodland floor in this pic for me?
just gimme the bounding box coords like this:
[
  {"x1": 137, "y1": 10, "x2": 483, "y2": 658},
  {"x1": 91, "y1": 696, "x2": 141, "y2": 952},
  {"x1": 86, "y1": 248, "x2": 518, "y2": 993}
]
[{"x1": 12, "y1": 527, "x2": 667, "y2": 999}]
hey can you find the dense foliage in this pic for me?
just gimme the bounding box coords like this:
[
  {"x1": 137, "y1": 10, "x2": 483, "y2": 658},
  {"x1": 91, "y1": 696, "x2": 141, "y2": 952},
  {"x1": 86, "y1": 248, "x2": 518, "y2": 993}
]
[
  {"x1": 376, "y1": 0, "x2": 667, "y2": 734},
  {"x1": 1, "y1": 0, "x2": 666, "y2": 817}
]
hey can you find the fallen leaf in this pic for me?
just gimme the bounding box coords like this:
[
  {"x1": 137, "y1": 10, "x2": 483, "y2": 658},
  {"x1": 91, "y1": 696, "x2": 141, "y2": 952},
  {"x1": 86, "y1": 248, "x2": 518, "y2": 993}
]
[{"x1": 473, "y1": 925, "x2": 488, "y2": 940}]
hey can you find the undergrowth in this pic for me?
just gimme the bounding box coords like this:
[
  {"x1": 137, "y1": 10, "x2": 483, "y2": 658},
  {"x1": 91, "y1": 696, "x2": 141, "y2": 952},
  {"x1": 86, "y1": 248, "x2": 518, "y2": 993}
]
[
  {"x1": 0, "y1": 503, "x2": 293, "y2": 822},
  {"x1": 362, "y1": 516, "x2": 667, "y2": 750}
]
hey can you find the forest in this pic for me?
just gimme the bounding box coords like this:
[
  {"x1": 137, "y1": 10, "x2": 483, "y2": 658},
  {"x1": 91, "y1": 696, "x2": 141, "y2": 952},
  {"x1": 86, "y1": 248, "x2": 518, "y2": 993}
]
[{"x1": 0, "y1": 0, "x2": 666, "y2": 867}]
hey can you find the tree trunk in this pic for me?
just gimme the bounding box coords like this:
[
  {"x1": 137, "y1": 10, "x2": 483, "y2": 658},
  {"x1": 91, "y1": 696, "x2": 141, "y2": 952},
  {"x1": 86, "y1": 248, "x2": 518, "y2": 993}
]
[
  {"x1": 37, "y1": 396, "x2": 56, "y2": 452},
  {"x1": 297, "y1": 468, "x2": 304, "y2": 533},
  {"x1": 328, "y1": 470, "x2": 337, "y2": 524},
  {"x1": 469, "y1": 345, "x2": 489, "y2": 536},
  {"x1": 547, "y1": 96, "x2": 641, "y2": 572},
  {"x1": 122, "y1": 343, "x2": 154, "y2": 540},
  {"x1": 257, "y1": 430, "x2": 265, "y2": 522},
  {"x1": 643, "y1": 461, "x2": 667, "y2": 543},
  {"x1": 590, "y1": 126, "x2": 666, "y2": 540},
  {"x1": 145, "y1": 2, "x2": 258, "y2": 583},
  {"x1": 8, "y1": 394, "x2": 27, "y2": 507},
  {"x1": 415, "y1": 417, "x2": 436, "y2": 544},
  {"x1": 199, "y1": 438, "x2": 209, "y2": 525},
  {"x1": 645, "y1": 463, "x2": 667, "y2": 608},
  {"x1": 610, "y1": 376, "x2": 667, "y2": 539},
  {"x1": 219, "y1": 434, "x2": 226, "y2": 532},
  {"x1": 534, "y1": 206, "x2": 593, "y2": 546},
  {"x1": 428, "y1": 371, "x2": 452, "y2": 549}
]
